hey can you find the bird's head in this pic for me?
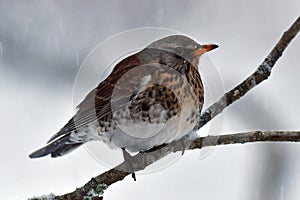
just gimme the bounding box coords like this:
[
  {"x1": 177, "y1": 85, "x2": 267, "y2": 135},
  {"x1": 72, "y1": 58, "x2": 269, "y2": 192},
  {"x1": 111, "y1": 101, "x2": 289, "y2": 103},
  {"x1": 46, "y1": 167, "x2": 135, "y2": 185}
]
[{"x1": 146, "y1": 35, "x2": 218, "y2": 64}]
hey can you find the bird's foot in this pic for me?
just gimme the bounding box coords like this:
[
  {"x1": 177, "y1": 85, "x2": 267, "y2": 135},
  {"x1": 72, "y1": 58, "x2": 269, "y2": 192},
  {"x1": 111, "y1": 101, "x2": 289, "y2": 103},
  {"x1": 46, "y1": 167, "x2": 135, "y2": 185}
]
[
  {"x1": 179, "y1": 131, "x2": 198, "y2": 155},
  {"x1": 122, "y1": 148, "x2": 136, "y2": 181},
  {"x1": 180, "y1": 138, "x2": 186, "y2": 155},
  {"x1": 178, "y1": 133, "x2": 195, "y2": 155},
  {"x1": 178, "y1": 137, "x2": 188, "y2": 155}
]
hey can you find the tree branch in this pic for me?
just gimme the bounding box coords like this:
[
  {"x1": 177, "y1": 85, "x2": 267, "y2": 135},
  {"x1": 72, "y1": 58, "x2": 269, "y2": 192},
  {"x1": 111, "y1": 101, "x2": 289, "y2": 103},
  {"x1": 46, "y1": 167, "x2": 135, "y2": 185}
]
[
  {"x1": 194, "y1": 16, "x2": 300, "y2": 130},
  {"x1": 54, "y1": 130, "x2": 300, "y2": 199},
  {"x1": 31, "y1": 16, "x2": 299, "y2": 199}
]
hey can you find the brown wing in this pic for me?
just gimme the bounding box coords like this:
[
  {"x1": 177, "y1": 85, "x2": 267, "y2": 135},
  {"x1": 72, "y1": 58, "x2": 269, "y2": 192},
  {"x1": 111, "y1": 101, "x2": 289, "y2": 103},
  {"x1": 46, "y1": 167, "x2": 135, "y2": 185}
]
[{"x1": 48, "y1": 53, "x2": 145, "y2": 143}]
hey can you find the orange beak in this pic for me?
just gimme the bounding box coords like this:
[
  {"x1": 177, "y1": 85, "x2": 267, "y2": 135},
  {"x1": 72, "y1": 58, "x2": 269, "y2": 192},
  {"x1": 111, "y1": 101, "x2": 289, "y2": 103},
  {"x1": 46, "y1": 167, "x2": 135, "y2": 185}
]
[{"x1": 193, "y1": 44, "x2": 218, "y2": 56}]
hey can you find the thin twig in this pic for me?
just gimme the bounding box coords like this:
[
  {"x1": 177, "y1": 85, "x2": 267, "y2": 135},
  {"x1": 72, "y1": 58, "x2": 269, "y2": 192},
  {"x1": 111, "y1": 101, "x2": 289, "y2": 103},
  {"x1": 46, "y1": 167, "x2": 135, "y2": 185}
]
[
  {"x1": 194, "y1": 16, "x2": 300, "y2": 130},
  {"x1": 38, "y1": 17, "x2": 300, "y2": 199}
]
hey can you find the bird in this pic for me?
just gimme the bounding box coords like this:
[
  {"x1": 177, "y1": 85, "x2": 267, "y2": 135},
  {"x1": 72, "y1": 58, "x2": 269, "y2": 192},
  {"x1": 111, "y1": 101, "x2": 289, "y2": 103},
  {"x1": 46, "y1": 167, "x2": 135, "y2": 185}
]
[{"x1": 29, "y1": 35, "x2": 218, "y2": 166}]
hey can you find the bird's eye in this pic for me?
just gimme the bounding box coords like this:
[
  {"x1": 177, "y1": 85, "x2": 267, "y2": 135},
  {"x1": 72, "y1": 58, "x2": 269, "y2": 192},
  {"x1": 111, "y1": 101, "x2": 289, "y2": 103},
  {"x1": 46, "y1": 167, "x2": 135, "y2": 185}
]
[{"x1": 175, "y1": 47, "x2": 183, "y2": 55}]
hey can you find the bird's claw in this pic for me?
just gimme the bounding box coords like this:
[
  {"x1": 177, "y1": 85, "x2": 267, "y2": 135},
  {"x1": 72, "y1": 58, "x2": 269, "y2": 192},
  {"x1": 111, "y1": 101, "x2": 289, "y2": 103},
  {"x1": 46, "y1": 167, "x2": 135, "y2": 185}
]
[
  {"x1": 180, "y1": 138, "x2": 186, "y2": 155},
  {"x1": 122, "y1": 148, "x2": 136, "y2": 181}
]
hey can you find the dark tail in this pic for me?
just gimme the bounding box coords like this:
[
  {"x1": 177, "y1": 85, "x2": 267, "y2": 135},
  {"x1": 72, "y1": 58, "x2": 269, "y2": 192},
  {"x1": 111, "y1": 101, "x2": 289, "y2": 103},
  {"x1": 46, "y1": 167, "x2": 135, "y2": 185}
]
[{"x1": 29, "y1": 134, "x2": 83, "y2": 158}]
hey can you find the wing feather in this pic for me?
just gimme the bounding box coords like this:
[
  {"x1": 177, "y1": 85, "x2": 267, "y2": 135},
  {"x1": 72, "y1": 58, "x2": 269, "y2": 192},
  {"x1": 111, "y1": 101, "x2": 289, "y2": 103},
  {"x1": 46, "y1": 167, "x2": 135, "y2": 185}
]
[{"x1": 48, "y1": 54, "x2": 144, "y2": 143}]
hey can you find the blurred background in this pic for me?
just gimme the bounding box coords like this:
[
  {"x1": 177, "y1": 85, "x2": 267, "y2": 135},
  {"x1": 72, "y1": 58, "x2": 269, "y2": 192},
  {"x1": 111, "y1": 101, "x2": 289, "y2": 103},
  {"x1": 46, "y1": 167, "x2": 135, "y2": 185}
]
[{"x1": 0, "y1": 0, "x2": 299, "y2": 199}]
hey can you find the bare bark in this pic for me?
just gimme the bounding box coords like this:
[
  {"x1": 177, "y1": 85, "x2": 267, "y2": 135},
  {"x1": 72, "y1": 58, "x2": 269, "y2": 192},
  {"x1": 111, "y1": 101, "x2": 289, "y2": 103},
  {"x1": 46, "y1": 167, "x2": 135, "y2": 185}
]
[
  {"x1": 55, "y1": 131, "x2": 300, "y2": 199},
  {"x1": 31, "y1": 16, "x2": 299, "y2": 199}
]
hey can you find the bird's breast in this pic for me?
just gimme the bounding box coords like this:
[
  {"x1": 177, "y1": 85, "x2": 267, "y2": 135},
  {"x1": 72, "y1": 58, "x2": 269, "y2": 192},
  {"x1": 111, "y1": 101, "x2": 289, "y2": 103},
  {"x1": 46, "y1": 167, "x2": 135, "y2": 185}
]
[{"x1": 101, "y1": 66, "x2": 203, "y2": 152}]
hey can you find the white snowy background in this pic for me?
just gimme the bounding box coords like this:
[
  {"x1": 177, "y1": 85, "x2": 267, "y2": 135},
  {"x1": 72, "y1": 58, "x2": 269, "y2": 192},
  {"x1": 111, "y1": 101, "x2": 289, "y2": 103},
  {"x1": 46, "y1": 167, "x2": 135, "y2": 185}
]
[{"x1": 0, "y1": 1, "x2": 299, "y2": 199}]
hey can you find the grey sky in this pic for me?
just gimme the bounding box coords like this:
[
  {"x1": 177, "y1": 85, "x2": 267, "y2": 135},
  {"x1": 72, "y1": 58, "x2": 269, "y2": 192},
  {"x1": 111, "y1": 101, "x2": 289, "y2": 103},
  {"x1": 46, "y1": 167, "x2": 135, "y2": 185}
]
[{"x1": 0, "y1": 1, "x2": 299, "y2": 199}]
